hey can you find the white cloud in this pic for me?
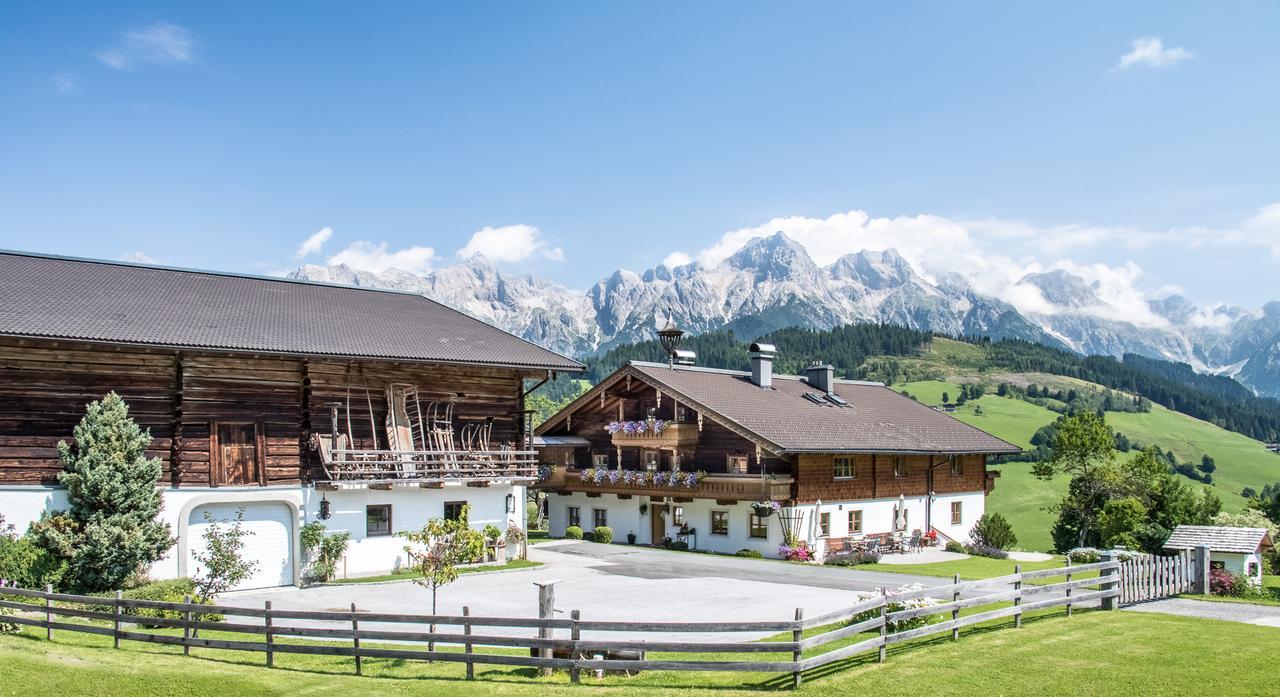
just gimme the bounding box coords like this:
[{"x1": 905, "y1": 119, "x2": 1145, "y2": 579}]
[
  {"x1": 120, "y1": 251, "x2": 158, "y2": 264},
  {"x1": 1114, "y1": 37, "x2": 1192, "y2": 71},
  {"x1": 457, "y1": 224, "x2": 563, "y2": 263},
  {"x1": 51, "y1": 72, "x2": 75, "y2": 93},
  {"x1": 97, "y1": 22, "x2": 195, "y2": 70},
  {"x1": 662, "y1": 252, "x2": 692, "y2": 268},
  {"x1": 295, "y1": 227, "x2": 333, "y2": 258},
  {"x1": 1241, "y1": 202, "x2": 1280, "y2": 258},
  {"x1": 327, "y1": 241, "x2": 435, "y2": 274}
]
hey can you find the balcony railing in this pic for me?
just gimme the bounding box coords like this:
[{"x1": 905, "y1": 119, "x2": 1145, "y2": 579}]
[
  {"x1": 313, "y1": 433, "x2": 538, "y2": 485},
  {"x1": 539, "y1": 466, "x2": 793, "y2": 501},
  {"x1": 609, "y1": 422, "x2": 700, "y2": 448}
]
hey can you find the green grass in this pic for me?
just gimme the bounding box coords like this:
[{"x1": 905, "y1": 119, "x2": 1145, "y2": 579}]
[
  {"x1": 329, "y1": 559, "x2": 541, "y2": 584},
  {"x1": 860, "y1": 555, "x2": 1072, "y2": 580},
  {"x1": 2, "y1": 609, "x2": 1277, "y2": 695}
]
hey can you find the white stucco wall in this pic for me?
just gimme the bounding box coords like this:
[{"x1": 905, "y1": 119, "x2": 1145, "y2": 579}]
[
  {"x1": 1212, "y1": 550, "x2": 1265, "y2": 583},
  {"x1": 0, "y1": 485, "x2": 68, "y2": 534}
]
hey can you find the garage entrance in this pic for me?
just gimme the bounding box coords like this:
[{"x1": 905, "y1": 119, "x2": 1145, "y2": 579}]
[{"x1": 187, "y1": 501, "x2": 294, "y2": 589}]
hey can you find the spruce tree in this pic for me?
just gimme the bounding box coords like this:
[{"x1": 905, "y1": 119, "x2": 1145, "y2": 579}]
[{"x1": 32, "y1": 392, "x2": 175, "y2": 592}]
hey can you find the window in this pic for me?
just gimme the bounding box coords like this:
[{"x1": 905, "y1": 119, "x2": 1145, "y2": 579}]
[
  {"x1": 366, "y1": 505, "x2": 392, "y2": 537},
  {"x1": 848, "y1": 509, "x2": 863, "y2": 534},
  {"x1": 643, "y1": 450, "x2": 660, "y2": 470},
  {"x1": 567, "y1": 506, "x2": 581, "y2": 529},
  {"x1": 711, "y1": 511, "x2": 729, "y2": 535},
  {"x1": 950, "y1": 501, "x2": 962, "y2": 526},
  {"x1": 676, "y1": 405, "x2": 688, "y2": 422},
  {"x1": 950, "y1": 457, "x2": 964, "y2": 476},
  {"x1": 1249, "y1": 562, "x2": 1261, "y2": 577},
  {"x1": 593, "y1": 508, "x2": 608, "y2": 528},
  {"x1": 749, "y1": 514, "x2": 768, "y2": 538},
  {"x1": 833, "y1": 456, "x2": 855, "y2": 479},
  {"x1": 212, "y1": 422, "x2": 260, "y2": 486},
  {"x1": 727, "y1": 455, "x2": 748, "y2": 474},
  {"x1": 893, "y1": 456, "x2": 907, "y2": 478},
  {"x1": 818, "y1": 512, "x2": 831, "y2": 537},
  {"x1": 672, "y1": 506, "x2": 685, "y2": 526},
  {"x1": 593, "y1": 453, "x2": 610, "y2": 467},
  {"x1": 444, "y1": 501, "x2": 467, "y2": 522}
]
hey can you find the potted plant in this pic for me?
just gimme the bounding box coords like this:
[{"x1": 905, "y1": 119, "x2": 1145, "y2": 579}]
[
  {"x1": 627, "y1": 531, "x2": 637, "y2": 544},
  {"x1": 483, "y1": 524, "x2": 505, "y2": 562},
  {"x1": 751, "y1": 500, "x2": 781, "y2": 518}
]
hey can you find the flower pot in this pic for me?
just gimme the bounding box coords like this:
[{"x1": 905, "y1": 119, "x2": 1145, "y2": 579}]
[{"x1": 627, "y1": 533, "x2": 637, "y2": 544}]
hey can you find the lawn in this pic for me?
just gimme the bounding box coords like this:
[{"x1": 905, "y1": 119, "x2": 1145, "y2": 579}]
[
  {"x1": 329, "y1": 558, "x2": 541, "y2": 584},
  {"x1": 862, "y1": 554, "x2": 1072, "y2": 580},
  {"x1": 1, "y1": 609, "x2": 1276, "y2": 695}
]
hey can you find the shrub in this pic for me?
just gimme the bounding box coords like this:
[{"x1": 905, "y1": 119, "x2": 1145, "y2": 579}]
[
  {"x1": 592, "y1": 526, "x2": 613, "y2": 544},
  {"x1": 1209, "y1": 568, "x2": 1237, "y2": 596},
  {"x1": 944, "y1": 540, "x2": 965, "y2": 554},
  {"x1": 1067, "y1": 547, "x2": 1101, "y2": 564},
  {"x1": 299, "y1": 522, "x2": 350, "y2": 582},
  {"x1": 662, "y1": 537, "x2": 689, "y2": 551},
  {"x1": 565, "y1": 526, "x2": 583, "y2": 540},
  {"x1": 735, "y1": 549, "x2": 764, "y2": 558},
  {"x1": 0, "y1": 533, "x2": 67, "y2": 590},
  {"x1": 964, "y1": 544, "x2": 1008, "y2": 560},
  {"x1": 825, "y1": 550, "x2": 881, "y2": 566},
  {"x1": 504, "y1": 523, "x2": 527, "y2": 547},
  {"x1": 86, "y1": 578, "x2": 220, "y2": 626},
  {"x1": 191, "y1": 508, "x2": 259, "y2": 600},
  {"x1": 969, "y1": 512, "x2": 1017, "y2": 550}
]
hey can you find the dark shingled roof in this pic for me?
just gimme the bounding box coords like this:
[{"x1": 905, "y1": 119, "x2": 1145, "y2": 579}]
[
  {"x1": 1164, "y1": 525, "x2": 1274, "y2": 554},
  {"x1": 0, "y1": 251, "x2": 584, "y2": 371},
  {"x1": 542, "y1": 360, "x2": 1020, "y2": 455}
]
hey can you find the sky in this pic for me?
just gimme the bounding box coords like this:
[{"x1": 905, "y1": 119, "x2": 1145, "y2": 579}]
[{"x1": 1, "y1": 2, "x2": 1278, "y2": 312}]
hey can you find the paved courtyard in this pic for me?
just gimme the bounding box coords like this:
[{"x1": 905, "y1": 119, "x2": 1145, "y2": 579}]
[{"x1": 222, "y1": 541, "x2": 974, "y2": 641}]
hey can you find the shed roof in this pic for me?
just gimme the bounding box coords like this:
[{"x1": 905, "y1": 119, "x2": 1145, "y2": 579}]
[
  {"x1": 0, "y1": 251, "x2": 583, "y2": 372},
  {"x1": 539, "y1": 360, "x2": 1020, "y2": 455},
  {"x1": 1164, "y1": 525, "x2": 1275, "y2": 554}
]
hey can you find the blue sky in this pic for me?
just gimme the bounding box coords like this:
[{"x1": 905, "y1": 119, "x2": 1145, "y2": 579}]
[{"x1": 1, "y1": 2, "x2": 1277, "y2": 310}]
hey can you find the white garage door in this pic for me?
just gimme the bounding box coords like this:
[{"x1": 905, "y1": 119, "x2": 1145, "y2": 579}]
[{"x1": 187, "y1": 502, "x2": 294, "y2": 590}]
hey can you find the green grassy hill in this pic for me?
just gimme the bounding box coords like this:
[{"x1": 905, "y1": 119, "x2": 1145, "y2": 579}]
[{"x1": 891, "y1": 340, "x2": 1280, "y2": 552}]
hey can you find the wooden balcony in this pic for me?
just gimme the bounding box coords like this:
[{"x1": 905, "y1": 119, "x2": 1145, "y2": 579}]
[
  {"x1": 538, "y1": 466, "x2": 793, "y2": 502},
  {"x1": 313, "y1": 434, "x2": 538, "y2": 487},
  {"x1": 609, "y1": 422, "x2": 700, "y2": 449}
]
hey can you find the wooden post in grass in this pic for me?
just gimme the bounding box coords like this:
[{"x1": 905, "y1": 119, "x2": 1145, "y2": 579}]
[
  {"x1": 183, "y1": 595, "x2": 192, "y2": 656},
  {"x1": 1195, "y1": 545, "x2": 1211, "y2": 595},
  {"x1": 535, "y1": 581, "x2": 558, "y2": 678},
  {"x1": 1065, "y1": 557, "x2": 1073, "y2": 618},
  {"x1": 1100, "y1": 550, "x2": 1119, "y2": 610},
  {"x1": 792, "y1": 608, "x2": 804, "y2": 688},
  {"x1": 1013, "y1": 564, "x2": 1022, "y2": 628},
  {"x1": 877, "y1": 589, "x2": 887, "y2": 663},
  {"x1": 264, "y1": 601, "x2": 274, "y2": 668},
  {"x1": 113, "y1": 590, "x2": 122, "y2": 649},
  {"x1": 951, "y1": 574, "x2": 961, "y2": 641},
  {"x1": 351, "y1": 602, "x2": 362, "y2": 676},
  {"x1": 464, "y1": 606, "x2": 475, "y2": 680},
  {"x1": 44, "y1": 584, "x2": 52, "y2": 640},
  {"x1": 569, "y1": 609, "x2": 581, "y2": 684}
]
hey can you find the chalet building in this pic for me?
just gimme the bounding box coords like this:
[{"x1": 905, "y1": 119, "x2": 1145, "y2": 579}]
[
  {"x1": 0, "y1": 251, "x2": 582, "y2": 588},
  {"x1": 534, "y1": 343, "x2": 1019, "y2": 557}
]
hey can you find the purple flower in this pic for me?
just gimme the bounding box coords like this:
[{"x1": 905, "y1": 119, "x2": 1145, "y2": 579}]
[{"x1": 579, "y1": 468, "x2": 593, "y2": 483}]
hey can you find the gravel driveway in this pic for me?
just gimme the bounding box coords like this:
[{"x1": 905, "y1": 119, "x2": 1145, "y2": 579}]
[{"x1": 1122, "y1": 597, "x2": 1280, "y2": 627}]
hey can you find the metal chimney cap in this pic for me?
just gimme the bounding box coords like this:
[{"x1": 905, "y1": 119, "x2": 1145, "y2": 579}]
[{"x1": 748, "y1": 342, "x2": 776, "y2": 355}]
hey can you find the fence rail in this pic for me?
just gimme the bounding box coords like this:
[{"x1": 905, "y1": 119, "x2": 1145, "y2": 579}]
[{"x1": 0, "y1": 560, "x2": 1120, "y2": 687}]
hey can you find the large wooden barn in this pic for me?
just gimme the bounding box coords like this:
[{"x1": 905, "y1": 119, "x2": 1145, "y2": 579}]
[{"x1": 0, "y1": 251, "x2": 582, "y2": 588}]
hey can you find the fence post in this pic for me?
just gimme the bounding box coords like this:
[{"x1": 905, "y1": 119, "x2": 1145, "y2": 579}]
[
  {"x1": 464, "y1": 606, "x2": 475, "y2": 681},
  {"x1": 950, "y1": 574, "x2": 960, "y2": 641},
  {"x1": 113, "y1": 590, "x2": 122, "y2": 649},
  {"x1": 570, "y1": 609, "x2": 581, "y2": 684},
  {"x1": 265, "y1": 600, "x2": 274, "y2": 668},
  {"x1": 535, "y1": 581, "x2": 557, "y2": 678},
  {"x1": 877, "y1": 589, "x2": 887, "y2": 663},
  {"x1": 1065, "y1": 556, "x2": 1073, "y2": 618},
  {"x1": 1099, "y1": 550, "x2": 1118, "y2": 610},
  {"x1": 791, "y1": 608, "x2": 803, "y2": 688},
  {"x1": 351, "y1": 602, "x2": 362, "y2": 676},
  {"x1": 183, "y1": 595, "x2": 192, "y2": 655},
  {"x1": 1194, "y1": 545, "x2": 1211, "y2": 595},
  {"x1": 44, "y1": 584, "x2": 53, "y2": 640},
  {"x1": 1013, "y1": 564, "x2": 1022, "y2": 629}
]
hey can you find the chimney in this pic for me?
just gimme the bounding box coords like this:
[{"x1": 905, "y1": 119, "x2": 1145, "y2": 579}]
[
  {"x1": 806, "y1": 361, "x2": 835, "y2": 394},
  {"x1": 748, "y1": 342, "x2": 776, "y2": 389}
]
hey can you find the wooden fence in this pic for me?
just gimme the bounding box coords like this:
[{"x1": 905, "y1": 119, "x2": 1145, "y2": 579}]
[
  {"x1": 0, "y1": 561, "x2": 1119, "y2": 687},
  {"x1": 1115, "y1": 550, "x2": 1196, "y2": 605}
]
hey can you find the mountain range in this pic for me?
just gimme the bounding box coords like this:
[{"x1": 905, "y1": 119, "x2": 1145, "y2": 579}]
[{"x1": 290, "y1": 232, "x2": 1280, "y2": 398}]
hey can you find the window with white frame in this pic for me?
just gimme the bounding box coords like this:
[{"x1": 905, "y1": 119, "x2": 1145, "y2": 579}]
[
  {"x1": 818, "y1": 512, "x2": 831, "y2": 537},
  {"x1": 672, "y1": 505, "x2": 685, "y2": 526},
  {"x1": 593, "y1": 452, "x2": 610, "y2": 467},
  {"x1": 950, "y1": 501, "x2": 962, "y2": 525},
  {"x1": 833, "y1": 456, "x2": 855, "y2": 479},
  {"x1": 848, "y1": 509, "x2": 863, "y2": 534},
  {"x1": 643, "y1": 450, "x2": 660, "y2": 470}
]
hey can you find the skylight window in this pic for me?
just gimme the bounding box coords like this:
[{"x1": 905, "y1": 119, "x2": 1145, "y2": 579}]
[
  {"x1": 802, "y1": 392, "x2": 826, "y2": 405},
  {"x1": 824, "y1": 393, "x2": 849, "y2": 407}
]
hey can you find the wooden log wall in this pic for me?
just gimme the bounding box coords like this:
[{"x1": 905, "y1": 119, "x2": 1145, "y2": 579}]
[
  {"x1": 793, "y1": 453, "x2": 987, "y2": 503},
  {"x1": 0, "y1": 338, "x2": 527, "y2": 487}
]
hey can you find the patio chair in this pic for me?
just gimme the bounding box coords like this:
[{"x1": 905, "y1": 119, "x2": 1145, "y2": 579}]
[{"x1": 909, "y1": 530, "x2": 923, "y2": 553}]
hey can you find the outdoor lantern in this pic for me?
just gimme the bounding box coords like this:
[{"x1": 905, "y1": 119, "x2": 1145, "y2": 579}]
[
  {"x1": 506, "y1": 493, "x2": 516, "y2": 513},
  {"x1": 319, "y1": 495, "x2": 331, "y2": 520},
  {"x1": 657, "y1": 309, "x2": 684, "y2": 368}
]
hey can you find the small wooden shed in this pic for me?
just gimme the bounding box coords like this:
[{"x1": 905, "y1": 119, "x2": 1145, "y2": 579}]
[{"x1": 1164, "y1": 525, "x2": 1274, "y2": 584}]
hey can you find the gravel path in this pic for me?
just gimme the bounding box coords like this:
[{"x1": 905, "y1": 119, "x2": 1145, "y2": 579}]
[{"x1": 1122, "y1": 597, "x2": 1280, "y2": 627}]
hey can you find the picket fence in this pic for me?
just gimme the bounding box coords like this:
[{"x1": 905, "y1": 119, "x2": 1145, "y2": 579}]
[
  {"x1": 1115, "y1": 549, "x2": 1196, "y2": 605},
  {"x1": 0, "y1": 560, "x2": 1120, "y2": 687}
]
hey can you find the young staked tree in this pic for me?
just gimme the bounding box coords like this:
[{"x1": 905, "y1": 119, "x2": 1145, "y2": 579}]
[
  {"x1": 1034, "y1": 411, "x2": 1117, "y2": 549},
  {"x1": 191, "y1": 508, "x2": 259, "y2": 601},
  {"x1": 400, "y1": 505, "x2": 479, "y2": 650},
  {"x1": 31, "y1": 392, "x2": 175, "y2": 592}
]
